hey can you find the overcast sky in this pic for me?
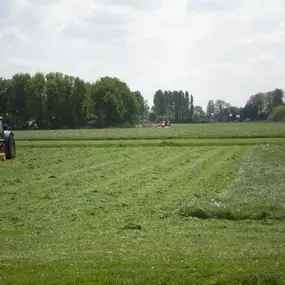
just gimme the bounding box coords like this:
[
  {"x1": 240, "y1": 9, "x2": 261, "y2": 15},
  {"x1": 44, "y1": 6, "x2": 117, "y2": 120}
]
[{"x1": 1, "y1": 0, "x2": 285, "y2": 108}]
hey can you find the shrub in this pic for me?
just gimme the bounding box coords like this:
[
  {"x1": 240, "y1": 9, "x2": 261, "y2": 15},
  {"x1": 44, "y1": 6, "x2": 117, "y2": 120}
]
[{"x1": 268, "y1": 105, "x2": 285, "y2": 122}]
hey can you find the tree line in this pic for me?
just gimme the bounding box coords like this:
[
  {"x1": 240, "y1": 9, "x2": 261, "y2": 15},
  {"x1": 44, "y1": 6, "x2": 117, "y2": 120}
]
[
  {"x1": 0, "y1": 72, "x2": 148, "y2": 129},
  {"x1": 151, "y1": 88, "x2": 285, "y2": 123},
  {"x1": 150, "y1": 90, "x2": 194, "y2": 123},
  {"x1": 0, "y1": 71, "x2": 284, "y2": 130}
]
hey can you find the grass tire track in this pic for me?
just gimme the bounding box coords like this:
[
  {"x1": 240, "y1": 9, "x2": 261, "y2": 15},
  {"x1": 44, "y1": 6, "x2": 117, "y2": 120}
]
[
  {"x1": 115, "y1": 147, "x2": 226, "y2": 218},
  {"x1": 80, "y1": 148, "x2": 197, "y2": 197},
  {"x1": 1, "y1": 148, "x2": 167, "y2": 206},
  {"x1": 155, "y1": 146, "x2": 243, "y2": 213}
]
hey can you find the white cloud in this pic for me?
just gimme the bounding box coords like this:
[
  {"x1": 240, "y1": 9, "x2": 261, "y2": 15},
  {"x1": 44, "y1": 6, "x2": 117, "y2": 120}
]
[
  {"x1": 0, "y1": 0, "x2": 285, "y2": 109},
  {"x1": 187, "y1": 0, "x2": 242, "y2": 12}
]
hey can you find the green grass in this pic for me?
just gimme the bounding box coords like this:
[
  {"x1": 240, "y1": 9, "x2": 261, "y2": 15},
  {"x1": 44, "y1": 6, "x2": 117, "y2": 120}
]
[
  {"x1": 15, "y1": 137, "x2": 285, "y2": 148},
  {"x1": 14, "y1": 122, "x2": 285, "y2": 141},
  {"x1": 1, "y1": 144, "x2": 285, "y2": 284},
  {"x1": 179, "y1": 145, "x2": 285, "y2": 221}
]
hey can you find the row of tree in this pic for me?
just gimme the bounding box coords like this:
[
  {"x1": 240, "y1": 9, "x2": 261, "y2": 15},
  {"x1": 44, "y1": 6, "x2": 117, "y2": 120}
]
[
  {"x1": 0, "y1": 71, "x2": 284, "y2": 129},
  {"x1": 242, "y1": 89, "x2": 284, "y2": 121},
  {"x1": 151, "y1": 88, "x2": 284, "y2": 123},
  {"x1": 204, "y1": 88, "x2": 284, "y2": 122},
  {"x1": 151, "y1": 90, "x2": 194, "y2": 123},
  {"x1": 150, "y1": 90, "x2": 210, "y2": 123},
  {"x1": 0, "y1": 73, "x2": 148, "y2": 129}
]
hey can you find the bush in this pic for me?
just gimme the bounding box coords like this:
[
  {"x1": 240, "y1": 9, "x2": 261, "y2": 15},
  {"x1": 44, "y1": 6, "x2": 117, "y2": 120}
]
[{"x1": 268, "y1": 105, "x2": 285, "y2": 122}]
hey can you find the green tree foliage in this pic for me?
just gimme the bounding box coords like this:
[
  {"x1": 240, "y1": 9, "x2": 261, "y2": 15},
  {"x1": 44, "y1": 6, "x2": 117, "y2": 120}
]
[
  {"x1": 148, "y1": 112, "x2": 157, "y2": 122},
  {"x1": 153, "y1": 90, "x2": 167, "y2": 117},
  {"x1": 10, "y1": 73, "x2": 32, "y2": 127},
  {"x1": 151, "y1": 87, "x2": 284, "y2": 124},
  {"x1": 0, "y1": 77, "x2": 11, "y2": 117},
  {"x1": 270, "y1": 89, "x2": 284, "y2": 109},
  {"x1": 268, "y1": 105, "x2": 285, "y2": 122},
  {"x1": 90, "y1": 77, "x2": 140, "y2": 128},
  {"x1": 152, "y1": 90, "x2": 192, "y2": 123},
  {"x1": 184, "y1": 91, "x2": 190, "y2": 121},
  {"x1": 28, "y1": 72, "x2": 46, "y2": 128},
  {"x1": 193, "y1": 106, "x2": 206, "y2": 122},
  {"x1": 243, "y1": 89, "x2": 284, "y2": 121},
  {"x1": 205, "y1": 100, "x2": 235, "y2": 123},
  {"x1": 1, "y1": 71, "x2": 284, "y2": 128},
  {"x1": 190, "y1": 94, "x2": 194, "y2": 122},
  {"x1": 0, "y1": 73, "x2": 144, "y2": 129},
  {"x1": 213, "y1": 100, "x2": 231, "y2": 122},
  {"x1": 206, "y1": 100, "x2": 214, "y2": 122},
  {"x1": 133, "y1": 91, "x2": 146, "y2": 118},
  {"x1": 228, "y1": 106, "x2": 240, "y2": 122}
]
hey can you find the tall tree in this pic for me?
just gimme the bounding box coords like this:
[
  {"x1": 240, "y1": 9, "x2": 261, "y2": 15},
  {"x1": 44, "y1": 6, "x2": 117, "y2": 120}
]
[
  {"x1": 91, "y1": 77, "x2": 139, "y2": 127},
  {"x1": 45, "y1": 72, "x2": 60, "y2": 128},
  {"x1": 228, "y1": 106, "x2": 240, "y2": 122},
  {"x1": 189, "y1": 94, "x2": 194, "y2": 122},
  {"x1": 72, "y1": 77, "x2": 87, "y2": 127},
  {"x1": 0, "y1": 78, "x2": 11, "y2": 118},
  {"x1": 166, "y1": 91, "x2": 175, "y2": 119},
  {"x1": 214, "y1": 100, "x2": 231, "y2": 122},
  {"x1": 178, "y1": 90, "x2": 184, "y2": 121},
  {"x1": 143, "y1": 100, "x2": 150, "y2": 119},
  {"x1": 153, "y1": 90, "x2": 167, "y2": 117},
  {"x1": 184, "y1": 91, "x2": 190, "y2": 121},
  {"x1": 28, "y1": 72, "x2": 46, "y2": 128},
  {"x1": 133, "y1": 91, "x2": 145, "y2": 118},
  {"x1": 193, "y1": 106, "x2": 206, "y2": 122},
  {"x1": 173, "y1": 91, "x2": 180, "y2": 122},
  {"x1": 10, "y1": 73, "x2": 31, "y2": 127},
  {"x1": 265, "y1": 89, "x2": 284, "y2": 115},
  {"x1": 245, "y1": 93, "x2": 266, "y2": 121},
  {"x1": 206, "y1": 100, "x2": 215, "y2": 122},
  {"x1": 272, "y1": 88, "x2": 284, "y2": 107}
]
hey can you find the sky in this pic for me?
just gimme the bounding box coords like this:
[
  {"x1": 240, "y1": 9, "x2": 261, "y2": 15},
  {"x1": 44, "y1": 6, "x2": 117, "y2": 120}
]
[{"x1": 0, "y1": 0, "x2": 285, "y2": 109}]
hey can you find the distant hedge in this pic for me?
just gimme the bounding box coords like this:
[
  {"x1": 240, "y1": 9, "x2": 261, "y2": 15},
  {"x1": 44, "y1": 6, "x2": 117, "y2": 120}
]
[{"x1": 268, "y1": 105, "x2": 285, "y2": 122}]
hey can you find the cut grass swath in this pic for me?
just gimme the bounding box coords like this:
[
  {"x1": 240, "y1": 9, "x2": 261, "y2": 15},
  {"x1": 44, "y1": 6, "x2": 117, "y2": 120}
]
[
  {"x1": 16, "y1": 137, "x2": 285, "y2": 148},
  {"x1": 178, "y1": 145, "x2": 285, "y2": 222},
  {"x1": 2, "y1": 144, "x2": 285, "y2": 284}
]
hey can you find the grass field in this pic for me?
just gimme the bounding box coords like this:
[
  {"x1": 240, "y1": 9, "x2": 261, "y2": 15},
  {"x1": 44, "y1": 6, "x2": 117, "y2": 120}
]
[
  {"x1": 14, "y1": 122, "x2": 285, "y2": 140},
  {"x1": 1, "y1": 123, "x2": 285, "y2": 284}
]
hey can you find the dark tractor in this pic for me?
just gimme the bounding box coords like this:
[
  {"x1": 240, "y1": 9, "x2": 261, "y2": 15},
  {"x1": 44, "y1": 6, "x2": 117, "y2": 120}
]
[
  {"x1": 158, "y1": 117, "x2": 171, "y2": 128},
  {"x1": 0, "y1": 116, "x2": 16, "y2": 159}
]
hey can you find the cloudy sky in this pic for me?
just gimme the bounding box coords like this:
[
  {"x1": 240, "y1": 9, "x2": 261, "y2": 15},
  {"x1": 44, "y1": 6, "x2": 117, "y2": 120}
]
[{"x1": 1, "y1": 0, "x2": 285, "y2": 108}]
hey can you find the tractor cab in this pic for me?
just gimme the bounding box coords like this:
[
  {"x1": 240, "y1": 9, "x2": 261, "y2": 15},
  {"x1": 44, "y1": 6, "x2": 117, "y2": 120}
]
[
  {"x1": 158, "y1": 117, "x2": 171, "y2": 128},
  {"x1": 0, "y1": 116, "x2": 16, "y2": 160},
  {"x1": 0, "y1": 117, "x2": 4, "y2": 139},
  {"x1": 0, "y1": 117, "x2": 5, "y2": 155}
]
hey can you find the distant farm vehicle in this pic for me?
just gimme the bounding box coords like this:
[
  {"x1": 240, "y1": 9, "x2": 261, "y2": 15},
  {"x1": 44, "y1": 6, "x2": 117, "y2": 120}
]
[
  {"x1": 0, "y1": 117, "x2": 16, "y2": 160},
  {"x1": 157, "y1": 118, "x2": 171, "y2": 128}
]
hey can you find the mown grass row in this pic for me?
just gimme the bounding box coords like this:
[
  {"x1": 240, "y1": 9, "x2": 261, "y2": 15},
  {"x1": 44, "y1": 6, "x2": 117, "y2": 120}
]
[
  {"x1": 178, "y1": 144, "x2": 285, "y2": 222},
  {"x1": 16, "y1": 137, "x2": 285, "y2": 148},
  {"x1": 179, "y1": 200, "x2": 285, "y2": 221},
  {"x1": 2, "y1": 145, "x2": 285, "y2": 284}
]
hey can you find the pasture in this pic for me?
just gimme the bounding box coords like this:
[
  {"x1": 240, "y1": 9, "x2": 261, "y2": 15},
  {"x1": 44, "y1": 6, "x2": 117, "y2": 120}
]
[
  {"x1": 14, "y1": 122, "x2": 285, "y2": 140},
  {"x1": 1, "y1": 123, "x2": 285, "y2": 285}
]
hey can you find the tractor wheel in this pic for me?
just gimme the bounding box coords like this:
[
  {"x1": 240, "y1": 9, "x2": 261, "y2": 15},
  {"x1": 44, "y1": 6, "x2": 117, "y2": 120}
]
[{"x1": 5, "y1": 135, "x2": 16, "y2": 159}]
